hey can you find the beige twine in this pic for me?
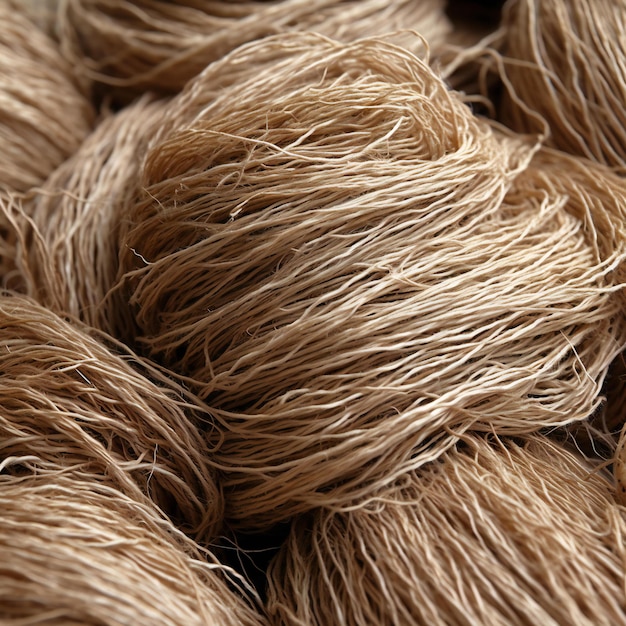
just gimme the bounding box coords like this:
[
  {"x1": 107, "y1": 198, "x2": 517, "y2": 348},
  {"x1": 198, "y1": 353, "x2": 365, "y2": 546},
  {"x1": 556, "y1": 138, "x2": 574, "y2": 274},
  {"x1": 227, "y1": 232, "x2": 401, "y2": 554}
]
[
  {"x1": 0, "y1": 474, "x2": 266, "y2": 626},
  {"x1": 57, "y1": 0, "x2": 450, "y2": 96},
  {"x1": 114, "y1": 33, "x2": 626, "y2": 529},
  {"x1": 4, "y1": 95, "x2": 167, "y2": 332},
  {"x1": 0, "y1": 4, "x2": 94, "y2": 193},
  {"x1": 530, "y1": 150, "x2": 626, "y2": 466},
  {"x1": 0, "y1": 292, "x2": 223, "y2": 542},
  {"x1": 4, "y1": 0, "x2": 60, "y2": 37},
  {"x1": 499, "y1": 0, "x2": 626, "y2": 171},
  {"x1": 267, "y1": 434, "x2": 626, "y2": 626},
  {"x1": 0, "y1": 195, "x2": 19, "y2": 291}
]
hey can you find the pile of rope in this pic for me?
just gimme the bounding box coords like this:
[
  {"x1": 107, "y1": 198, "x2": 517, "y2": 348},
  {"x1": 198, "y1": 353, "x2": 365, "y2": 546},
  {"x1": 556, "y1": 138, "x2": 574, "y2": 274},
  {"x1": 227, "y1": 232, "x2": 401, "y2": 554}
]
[{"x1": 2, "y1": 0, "x2": 626, "y2": 622}]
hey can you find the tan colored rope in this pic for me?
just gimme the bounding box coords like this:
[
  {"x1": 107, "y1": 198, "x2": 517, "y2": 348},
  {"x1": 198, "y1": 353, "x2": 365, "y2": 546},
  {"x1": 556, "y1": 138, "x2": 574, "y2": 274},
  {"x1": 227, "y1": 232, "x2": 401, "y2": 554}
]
[
  {"x1": 267, "y1": 435, "x2": 626, "y2": 626},
  {"x1": 500, "y1": 0, "x2": 626, "y2": 171},
  {"x1": 0, "y1": 292, "x2": 223, "y2": 542},
  {"x1": 0, "y1": 4, "x2": 93, "y2": 193},
  {"x1": 7, "y1": 95, "x2": 168, "y2": 333},
  {"x1": 115, "y1": 33, "x2": 626, "y2": 528},
  {"x1": 57, "y1": 0, "x2": 450, "y2": 96},
  {"x1": 0, "y1": 474, "x2": 266, "y2": 626}
]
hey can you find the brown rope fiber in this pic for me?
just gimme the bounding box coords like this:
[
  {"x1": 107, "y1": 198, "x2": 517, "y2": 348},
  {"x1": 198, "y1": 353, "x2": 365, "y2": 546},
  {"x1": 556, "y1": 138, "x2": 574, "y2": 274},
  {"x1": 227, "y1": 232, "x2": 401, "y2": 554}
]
[
  {"x1": 500, "y1": 0, "x2": 626, "y2": 171},
  {"x1": 2, "y1": 6, "x2": 626, "y2": 617},
  {"x1": 0, "y1": 4, "x2": 94, "y2": 193},
  {"x1": 5, "y1": 0, "x2": 60, "y2": 37},
  {"x1": 114, "y1": 33, "x2": 626, "y2": 529},
  {"x1": 7, "y1": 95, "x2": 168, "y2": 332},
  {"x1": 0, "y1": 474, "x2": 266, "y2": 626},
  {"x1": 267, "y1": 434, "x2": 626, "y2": 626},
  {"x1": 57, "y1": 0, "x2": 450, "y2": 96},
  {"x1": 0, "y1": 292, "x2": 223, "y2": 541}
]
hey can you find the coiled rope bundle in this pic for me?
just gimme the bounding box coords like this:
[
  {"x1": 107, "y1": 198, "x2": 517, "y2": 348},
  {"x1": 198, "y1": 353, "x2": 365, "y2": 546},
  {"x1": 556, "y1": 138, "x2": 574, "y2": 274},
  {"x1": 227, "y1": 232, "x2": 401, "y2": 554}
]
[
  {"x1": 115, "y1": 34, "x2": 626, "y2": 528},
  {"x1": 7, "y1": 95, "x2": 168, "y2": 332},
  {"x1": 0, "y1": 4, "x2": 93, "y2": 193},
  {"x1": 267, "y1": 435, "x2": 626, "y2": 626},
  {"x1": 58, "y1": 0, "x2": 450, "y2": 96},
  {"x1": 500, "y1": 0, "x2": 626, "y2": 171},
  {"x1": 0, "y1": 474, "x2": 266, "y2": 626},
  {"x1": 0, "y1": 292, "x2": 222, "y2": 541}
]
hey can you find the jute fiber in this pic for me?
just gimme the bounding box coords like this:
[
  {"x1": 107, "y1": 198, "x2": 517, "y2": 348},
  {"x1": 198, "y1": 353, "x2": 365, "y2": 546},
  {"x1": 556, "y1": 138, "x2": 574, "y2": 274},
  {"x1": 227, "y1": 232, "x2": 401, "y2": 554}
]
[
  {"x1": 9, "y1": 95, "x2": 167, "y2": 332},
  {"x1": 115, "y1": 34, "x2": 626, "y2": 529},
  {"x1": 500, "y1": 0, "x2": 626, "y2": 171},
  {"x1": 524, "y1": 148, "x2": 626, "y2": 290},
  {"x1": 4, "y1": 0, "x2": 60, "y2": 37},
  {"x1": 58, "y1": 0, "x2": 450, "y2": 95},
  {"x1": 0, "y1": 4, "x2": 94, "y2": 193},
  {"x1": 0, "y1": 292, "x2": 222, "y2": 541},
  {"x1": 530, "y1": 150, "x2": 626, "y2": 457},
  {"x1": 0, "y1": 194, "x2": 22, "y2": 291},
  {"x1": 267, "y1": 435, "x2": 626, "y2": 626},
  {"x1": 0, "y1": 474, "x2": 266, "y2": 626}
]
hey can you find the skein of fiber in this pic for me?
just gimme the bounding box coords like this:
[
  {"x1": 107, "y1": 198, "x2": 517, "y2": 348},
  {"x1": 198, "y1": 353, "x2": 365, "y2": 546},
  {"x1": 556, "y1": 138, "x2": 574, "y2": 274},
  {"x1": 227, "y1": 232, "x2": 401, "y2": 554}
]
[
  {"x1": 523, "y1": 148, "x2": 626, "y2": 289},
  {"x1": 117, "y1": 33, "x2": 626, "y2": 529},
  {"x1": 267, "y1": 435, "x2": 626, "y2": 626},
  {"x1": 8, "y1": 95, "x2": 167, "y2": 332},
  {"x1": 0, "y1": 5, "x2": 94, "y2": 193},
  {"x1": 499, "y1": 0, "x2": 626, "y2": 171},
  {"x1": 0, "y1": 475, "x2": 266, "y2": 626},
  {"x1": 0, "y1": 292, "x2": 222, "y2": 541},
  {"x1": 57, "y1": 0, "x2": 450, "y2": 96},
  {"x1": 530, "y1": 150, "x2": 626, "y2": 463},
  {"x1": 0, "y1": 195, "x2": 20, "y2": 290}
]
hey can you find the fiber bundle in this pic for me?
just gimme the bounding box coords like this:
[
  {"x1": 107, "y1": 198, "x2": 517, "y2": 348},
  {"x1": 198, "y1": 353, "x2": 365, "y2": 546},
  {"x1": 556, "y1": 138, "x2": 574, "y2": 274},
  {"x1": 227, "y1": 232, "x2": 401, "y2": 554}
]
[
  {"x1": 11, "y1": 95, "x2": 167, "y2": 332},
  {"x1": 267, "y1": 435, "x2": 626, "y2": 626},
  {"x1": 500, "y1": 0, "x2": 626, "y2": 170},
  {"x1": 5, "y1": 0, "x2": 59, "y2": 37},
  {"x1": 0, "y1": 5, "x2": 93, "y2": 193},
  {"x1": 0, "y1": 475, "x2": 266, "y2": 626},
  {"x1": 116, "y1": 34, "x2": 626, "y2": 528},
  {"x1": 0, "y1": 195, "x2": 21, "y2": 290},
  {"x1": 0, "y1": 293, "x2": 222, "y2": 541},
  {"x1": 58, "y1": 0, "x2": 450, "y2": 96}
]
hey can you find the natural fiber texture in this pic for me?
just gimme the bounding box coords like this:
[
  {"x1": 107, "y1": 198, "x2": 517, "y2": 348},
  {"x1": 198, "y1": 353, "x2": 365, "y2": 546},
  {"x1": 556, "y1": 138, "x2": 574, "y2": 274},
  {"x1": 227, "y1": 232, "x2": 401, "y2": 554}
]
[
  {"x1": 58, "y1": 0, "x2": 450, "y2": 95},
  {"x1": 500, "y1": 0, "x2": 626, "y2": 171},
  {"x1": 0, "y1": 5, "x2": 93, "y2": 193},
  {"x1": 530, "y1": 150, "x2": 626, "y2": 456},
  {"x1": 116, "y1": 34, "x2": 626, "y2": 529},
  {"x1": 435, "y1": 0, "x2": 505, "y2": 94},
  {"x1": 4, "y1": 0, "x2": 60, "y2": 37},
  {"x1": 0, "y1": 474, "x2": 266, "y2": 626},
  {"x1": 0, "y1": 194, "x2": 21, "y2": 290},
  {"x1": 0, "y1": 292, "x2": 222, "y2": 541},
  {"x1": 267, "y1": 435, "x2": 626, "y2": 626},
  {"x1": 8, "y1": 95, "x2": 167, "y2": 332},
  {"x1": 524, "y1": 148, "x2": 626, "y2": 289},
  {"x1": 434, "y1": 24, "x2": 506, "y2": 104}
]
